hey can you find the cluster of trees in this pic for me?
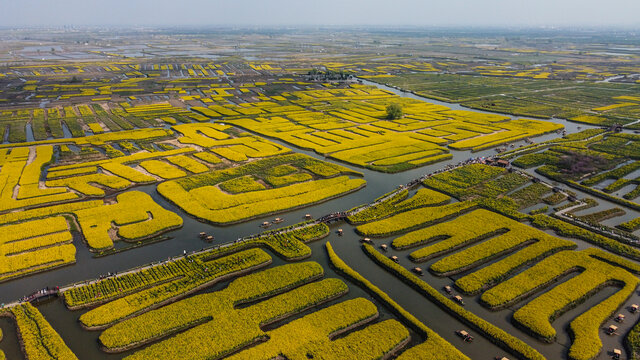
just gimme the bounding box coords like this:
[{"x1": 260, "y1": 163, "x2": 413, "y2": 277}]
[
  {"x1": 386, "y1": 103, "x2": 403, "y2": 120},
  {"x1": 306, "y1": 69, "x2": 352, "y2": 81}
]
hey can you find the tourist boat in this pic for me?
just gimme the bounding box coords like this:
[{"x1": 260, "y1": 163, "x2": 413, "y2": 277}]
[
  {"x1": 412, "y1": 267, "x2": 424, "y2": 276},
  {"x1": 360, "y1": 237, "x2": 373, "y2": 244},
  {"x1": 456, "y1": 330, "x2": 474, "y2": 342},
  {"x1": 272, "y1": 217, "x2": 283, "y2": 224},
  {"x1": 453, "y1": 295, "x2": 464, "y2": 305},
  {"x1": 390, "y1": 256, "x2": 399, "y2": 263},
  {"x1": 444, "y1": 285, "x2": 453, "y2": 294},
  {"x1": 380, "y1": 244, "x2": 388, "y2": 251},
  {"x1": 607, "y1": 325, "x2": 618, "y2": 335},
  {"x1": 615, "y1": 314, "x2": 625, "y2": 322},
  {"x1": 613, "y1": 348, "x2": 622, "y2": 359}
]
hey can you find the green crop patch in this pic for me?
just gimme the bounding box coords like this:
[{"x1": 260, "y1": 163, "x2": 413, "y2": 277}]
[
  {"x1": 159, "y1": 153, "x2": 365, "y2": 225},
  {"x1": 348, "y1": 188, "x2": 451, "y2": 224},
  {"x1": 391, "y1": 209, "x2": 575, "y2": 293},
  {"x1": 97, "y1": 262, "x2": 367, "y2": 359},
  {"x1": 326, "y1": 242, "x2": 469, "y2": 360},
  {"x1": 361, "y1": 243, "x2": 545, "y2": 360},
  {"x1": 375, "y1": 73, "x2": 640, "y2": 127},
  {"x1": 218, "y1": 175, "x2": 266, "y2": 194},
  {"x1": 3, "y1": 303, "x2": 78, "y2": 360},
  {"x1": 225, "y1": 300, "x2": 409, "y2": 360},
  {"x1": 74, "y1": 191, "x2": 183, "y2": 250},
  {"x1": 483, "y1": 250, "x2": 638, "y2": 360},
  {"x1": 511, "y1": 131, "x2": 640, "y2": 208},
  {"x1": 80, "y1": 249, "x2": 274, "y2": 329},
  {"x1": 356, "y1": 200, "x2": 476, "y2": 237},
  {"x1": 64, "y1": 222, "x2": 329, "y2": 309}
]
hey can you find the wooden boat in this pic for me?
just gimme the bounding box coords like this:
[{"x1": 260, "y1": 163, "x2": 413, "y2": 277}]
[
  {"x1": 412, "y1": 267, "x2": 424, "y2": 276},
  {"x1": 631, "y1": 304, "x2": 639, "y2": 313},
  {"x1": 607, "y1": 325, "x2": 618, "y2": 335},
  {"x1": 337, "y1": 229, "x2": 343, "y2": 236},
  {"x1": 453, "y1": 295, "x2": 464, "y2": 305},
  {"x1": 261, "y1": 221, "x2": 271, "y2": 228},
  {"x1": 390, "y1": 256, "x2": 399, "y2": 263},
  {"x1": 615, "y1": 314, "x2": 625, "y2": 322},
  {"x1": 304, "y1": 214, "x2": 312, "y2": 219},
  {"x1": 272, "y1": 217, "x2": 283, "y2": 224},
  {"x1": 456, "y1": 330, "x2": 473, "y2": 342},
  {"x1": 613, "y1": 348, "x2": 622, "y2": 359},
  {"x1": 444, "y1": 285, "x2": 453, "y2": 294},
  {"x1": 380, "y1": 244, "x2": 388, "y2": 251},
  {"x1": 198, "y1": 232, "x2": 207, "y2": 238},
  {"x1": 360, "y1": 237, "x2": 373, "y2": 244}
]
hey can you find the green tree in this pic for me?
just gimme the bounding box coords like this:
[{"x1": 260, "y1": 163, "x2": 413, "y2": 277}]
[{"x1": 386, "y1": 103, "x2": 403, "y2": 120}]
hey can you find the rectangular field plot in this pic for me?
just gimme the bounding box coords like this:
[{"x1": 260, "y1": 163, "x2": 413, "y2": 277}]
[
  {"x1": 223, "y1": 86, "x2": 562, "y2": 172},
  {"x1": 0, "y1": 216, "x2": 75, "y2": 282}
]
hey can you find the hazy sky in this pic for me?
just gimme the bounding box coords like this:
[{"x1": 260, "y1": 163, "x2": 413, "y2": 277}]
[{"x1": 2, "y1": 0, "x2": 639, "y2": 28}]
